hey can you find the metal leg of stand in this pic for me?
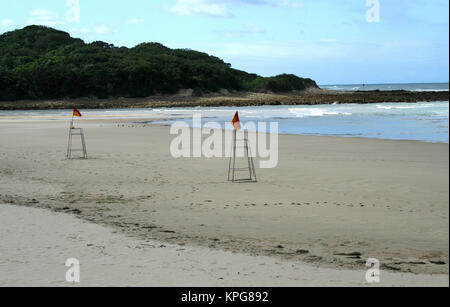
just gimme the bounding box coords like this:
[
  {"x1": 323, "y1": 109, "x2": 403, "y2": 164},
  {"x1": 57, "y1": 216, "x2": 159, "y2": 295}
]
[
  {"x1": 228, "y1": 154, "x2": 232, "y2": 181},
  {"x1": 232, "y1": 133, "x2": 237, "y2": 182},
  {"x1": 227, "y1": 131, "x2": 257, "y2": 183},
  {"x1": 67, "y1": 128, "x2": 88, "y2": 160},
  {"x1": 228, "y1": 131, "x2": 235, "y2": 181},
  {"x1": 248, "y1": 140, "x2": 257, "y2": 182},
  {"x1": 80, "y1": 129, "x2": 88, "y2": 159},
  {"x1": 67, "y1": 129, "x2": 73, "y2": 159},
  {"x1": 245, "y1": 140, "x2": 252, "y2": 180}
]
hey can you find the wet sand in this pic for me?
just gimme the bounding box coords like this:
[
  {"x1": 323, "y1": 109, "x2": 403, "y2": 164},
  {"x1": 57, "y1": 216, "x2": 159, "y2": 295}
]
[
  {"x1": 0, "y1": 119, "x2": 448, "y2": 282},
  {"x1": 1, "y1": 204, "x2": 447, "y2": 287}
]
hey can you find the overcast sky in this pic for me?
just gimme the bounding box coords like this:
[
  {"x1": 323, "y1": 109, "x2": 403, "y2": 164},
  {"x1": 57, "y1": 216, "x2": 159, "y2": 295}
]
[{"x1": 1, "y1": 0, "x2": 448, "y2": 85}]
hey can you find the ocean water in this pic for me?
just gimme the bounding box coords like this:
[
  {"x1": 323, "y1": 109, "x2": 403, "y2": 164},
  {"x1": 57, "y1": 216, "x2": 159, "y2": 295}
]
[
  {"x1": 150, "y1": 102, "x2": 449, "y2": 143},
  {"x1": 320, "y1": 82, "x2": 449, "y2": 92},
  {"x1": 1, "y1": 102, "x2": 448, "y2": 144}
]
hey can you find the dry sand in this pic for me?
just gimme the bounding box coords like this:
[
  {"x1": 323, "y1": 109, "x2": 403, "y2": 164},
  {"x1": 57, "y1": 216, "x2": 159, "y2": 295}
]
[
  {"x1": 1, "y1": 203, "x2": 447, "y2": 287},
  {"x1": 0, "y1": 118, "x2": 448, "y2": 285}
]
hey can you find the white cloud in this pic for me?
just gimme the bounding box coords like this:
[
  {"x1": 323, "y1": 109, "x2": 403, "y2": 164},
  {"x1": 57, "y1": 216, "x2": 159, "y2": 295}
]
[
  {"x1": 210, "y1": 39, "x2": 430, "y2": 65},
  {"x1": 28, "y1": 9, "x2": 65, "y2": 27},
  {"x1": 274, "y1": 0, "x2": 304, "y2": 9},
  {"x1": 222, "y1": 23, "x2": 266, "y2": 37},
  {"x1": 126, "y1": 18, "x2": 145, "y2": 25},
  {"x1": 69, "y1": 25, "x2": 118, "y2": 35},
  {"x1": 319, "y1": 38, "x2": 338, "y2": 43},
  {"x1": 169, "y1": 0, "x2": 304, "y2": 17},
  {"x1": 169, "y1": 0, "x2": 233, "y2": 18},
  {"x1": 68, "y1": 27, "x2": 93, "y2": 34},
  {"x1": 212, "y1": 40, "x2": 346, "y2": 59},
  {"x1": 1, "y1": 19, "x2": 14, "y2": 26},
  {"x1": 94, "y1": 25, "x2": 117, "y2": 34}
]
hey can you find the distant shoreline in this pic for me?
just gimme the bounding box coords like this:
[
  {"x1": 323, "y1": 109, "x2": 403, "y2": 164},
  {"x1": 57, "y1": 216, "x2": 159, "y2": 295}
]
[{"x1": 0, "y1": 89, "x2": 448, "y2": 111}]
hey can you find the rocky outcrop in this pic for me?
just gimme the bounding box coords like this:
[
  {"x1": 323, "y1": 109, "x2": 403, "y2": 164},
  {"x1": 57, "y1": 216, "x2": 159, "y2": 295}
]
[{"x1": 0, "y1": 90, "x2": 447, "y2": 110}]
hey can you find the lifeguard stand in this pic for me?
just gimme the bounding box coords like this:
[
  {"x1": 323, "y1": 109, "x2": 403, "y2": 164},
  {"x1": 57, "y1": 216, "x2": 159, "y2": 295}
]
[
  {"x1": 228, "y1": 132, "x2": 257, "y2": 183},
  {"x1": 67, "y1": 127, "x2": 88, "y2": 159}
]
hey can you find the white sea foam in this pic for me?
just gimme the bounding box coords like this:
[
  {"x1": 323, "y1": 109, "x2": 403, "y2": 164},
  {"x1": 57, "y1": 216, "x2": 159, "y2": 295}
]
[
  {"x1": 320, "y1": 82, "x2": 449, "y2": 92},
  {"x1": 288, "y1": 108, "x2": 352, "y2": 117},
  {"x1": 376, "y1": 105, "x2": 393, "y2": 110},
  {"x1": 376, "y1": 104, "x2": 434, "y2": 110}
]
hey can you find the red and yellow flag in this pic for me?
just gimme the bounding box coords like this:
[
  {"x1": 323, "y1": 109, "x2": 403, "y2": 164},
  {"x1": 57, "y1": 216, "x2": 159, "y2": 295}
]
[
  {"x1": 231, "y1": 112, "x2": 241, "y2": 131},
  {"x1": 73, "y1": 108, "x2": 82, "y2": 118}
]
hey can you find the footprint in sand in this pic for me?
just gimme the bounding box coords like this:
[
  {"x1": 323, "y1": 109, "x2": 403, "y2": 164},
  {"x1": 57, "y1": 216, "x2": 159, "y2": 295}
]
[{"x1": 333, "y1": 251, "x2": 362, "y2": 259}]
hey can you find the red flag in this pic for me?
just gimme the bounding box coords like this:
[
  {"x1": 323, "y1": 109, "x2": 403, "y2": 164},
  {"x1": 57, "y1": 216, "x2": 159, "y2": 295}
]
[
  {"x1": 231, "y1": 112, "x2": 241, "y2": 131},
  {"x1": 73, "y1": 108, "x2": 82, "y2": 118}
]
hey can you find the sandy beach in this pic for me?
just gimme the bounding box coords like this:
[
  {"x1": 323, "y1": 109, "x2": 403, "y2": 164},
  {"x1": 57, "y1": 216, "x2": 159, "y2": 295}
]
[
  {"x1": 1, "y1": 203, "x2": 447, "y2": 287},
  {"x1": 0, "y1": 118, "x2": 448, "y2": 286}
]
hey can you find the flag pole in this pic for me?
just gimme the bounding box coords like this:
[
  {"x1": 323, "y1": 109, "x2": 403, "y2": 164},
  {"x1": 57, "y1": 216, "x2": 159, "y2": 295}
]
[
  {"x1": 232, "y1": 127, "x2": 237, "y2": 181},
  {"x1": 67, "y1": 112, "x2": 74, "y2": 158}
]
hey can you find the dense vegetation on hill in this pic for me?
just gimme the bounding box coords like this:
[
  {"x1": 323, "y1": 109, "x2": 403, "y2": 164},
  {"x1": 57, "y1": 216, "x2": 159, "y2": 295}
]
[{"x1": 0, "y1": 26, "x2": 318, "y2": 101}]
